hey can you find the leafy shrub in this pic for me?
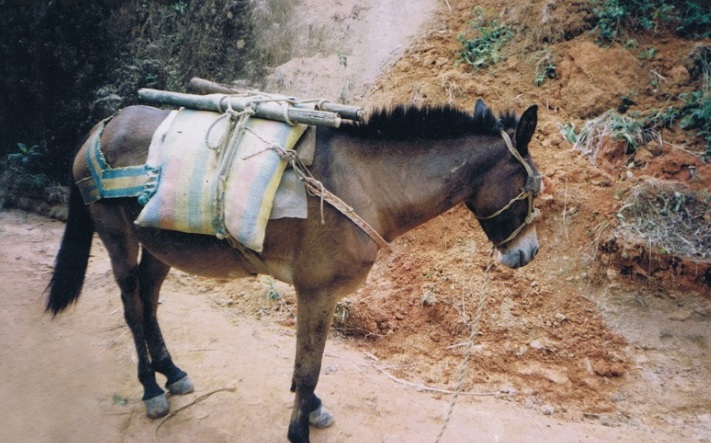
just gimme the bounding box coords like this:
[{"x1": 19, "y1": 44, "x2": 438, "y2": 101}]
[
  {"x1": 458, "y1": 12, "x2": 512, "y2": 69},
  {"x1": 641, "y1": 61, "x2": 711, "y2": 160},
  {"x1": 591, "y1": 0, "x2": 711, "y2": 43},
  {"x1": 678, "y1": 89, "x2": 711, "y2": 160}
]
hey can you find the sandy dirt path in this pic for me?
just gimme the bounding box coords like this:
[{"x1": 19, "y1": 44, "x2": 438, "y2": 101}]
[{"x1": 0, "y1": 209, "x2": 689, "y2": 442}]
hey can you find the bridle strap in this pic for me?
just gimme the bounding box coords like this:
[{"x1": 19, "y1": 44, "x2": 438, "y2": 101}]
[{"x1": 473, "y1": 130, "x2": 541, "y2": 247}]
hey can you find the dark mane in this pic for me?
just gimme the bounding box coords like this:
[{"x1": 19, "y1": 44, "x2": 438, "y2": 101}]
[{"x1": 340, "y1": 105, "x2": 518, "y2": 140}]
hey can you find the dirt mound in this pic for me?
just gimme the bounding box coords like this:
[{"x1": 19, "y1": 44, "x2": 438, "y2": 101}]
[{"x1": 556, "y1": 41, "x2": 648, "y2": 118}]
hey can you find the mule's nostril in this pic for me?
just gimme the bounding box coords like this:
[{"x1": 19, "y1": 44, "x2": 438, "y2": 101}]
[{"x1": 532, "y1": 245, "x2": 539, "y2": 258}]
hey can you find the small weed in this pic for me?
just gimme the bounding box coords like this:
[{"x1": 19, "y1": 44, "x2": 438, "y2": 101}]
[
  {"x1": 458, "y1": 10, "x2": 512, "y2": 69},
  {"x1": 8, "y1": 142, "x2": 42, "y2": 169},
  {"x1": 560, "y1": 121, "x2": 578, "y2": 144},
  {"x1": 6, "y1": 142, "x2": 53, "y2": 189},
  {"x1": 337, "y1": 51, "x2": 348, "y2": 68},
  {"x1": 171, "y1": 1, "x2": 187, "y2": 15},
  {"x1": 533, "y1": 50, "x2": 556, "y2": 86},
  {"x1": 112, "y1": 394, "x2": 128, "y2": 406},
  {"x1": 264, "y1": 277, "x2": 281, "y2": 301},
  {"x1": 639, "y1": 47, "x2": 657, "y2": 60}
]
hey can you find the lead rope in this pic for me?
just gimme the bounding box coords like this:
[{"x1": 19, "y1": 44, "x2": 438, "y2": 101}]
[{"x1": 435, "y1": 245, "x2": 496, "y2": 443}]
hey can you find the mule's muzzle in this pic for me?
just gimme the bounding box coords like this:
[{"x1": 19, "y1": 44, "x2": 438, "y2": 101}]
[{"x1": 496, "y1": 226, "x2": 539, "y2": 269}]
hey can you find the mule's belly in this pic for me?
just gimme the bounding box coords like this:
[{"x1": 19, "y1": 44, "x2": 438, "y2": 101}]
[{"x1": 136, "y1": 228, "x2": 263, "y2": 279}]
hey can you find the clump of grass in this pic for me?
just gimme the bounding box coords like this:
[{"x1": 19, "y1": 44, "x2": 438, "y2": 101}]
[
  {"x1": 533, "y1": 49, "x2": 556, "y2": 86},
  {"x1": 562, "y1": 110, "x2": 657, "y2": 165},
  {"x1": 616, "y1": 180, "x2": 711, "y2": 260},
  {"x1": 458, "y1": 9, "x2": 512, "y2": 69}
]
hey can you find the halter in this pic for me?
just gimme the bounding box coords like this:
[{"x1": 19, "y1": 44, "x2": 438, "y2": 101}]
[{"x1": 474, "y1": 130, "x2": 541, "y2": 247}]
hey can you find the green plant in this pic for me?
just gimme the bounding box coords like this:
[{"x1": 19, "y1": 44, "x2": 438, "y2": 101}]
[
  {"x1": 678, "y1": 89, "x2": 711, "y2": 160},
  {"x1": 592, "y1": 0, "x2": 628, "y2": 42},
  {"x1": 565, "y1": 110, "x2": 653, "y2": 165},
  {"x1": 337, "y1": 51, "x2": 348, "y2": 68},
  {"x1": 675, "y1": 1, "x2": 711, "y2": 38},
  {"x1": 171, "y1": 1, "x2": 187, "y2": 15},
  {"x1": 591, "y1": 0, "x2": 711, "y2": 43},
  {"x1": 675, "y1": 60, "x2": 711, "y2": 160},
  {"x1": 639, "y1": 47, "x2": 657, "y2": 60},
  {"x1": 458, "y1": 12, "x2": 512, "y2": 69},
  {"x1": 8, "y1": 142, "x2": 42, "y2": 169},
  {"x1": 560, "y1": 121, "x2": 578, "y2": 144},
  {"x1": 264, "y1": 277, "x2": 281, "y2": 300},
  {"x1": 533, "y1": 50, "x2": 556, "y2": 86}
]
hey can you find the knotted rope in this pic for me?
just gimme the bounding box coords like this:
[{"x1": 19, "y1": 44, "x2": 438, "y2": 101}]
[{"x1": 233, "y1": 118, "x2": 391, "y2": 251}]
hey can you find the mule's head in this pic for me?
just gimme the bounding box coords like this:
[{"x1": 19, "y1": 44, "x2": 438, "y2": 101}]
[{"x1": 466, "y1": 100, "x2": 543, "y2": 269}]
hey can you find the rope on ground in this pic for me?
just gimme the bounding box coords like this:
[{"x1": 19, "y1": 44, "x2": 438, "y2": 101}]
[
  {"x1": 435, "y1": 245, "x2": 496, "y2": 443},
  {"x1": 153, "y1": 387, "x2": 237, "y2": 443},
  {"x1": 371, "y1": 363, "x2": 501, "y2": 397}
]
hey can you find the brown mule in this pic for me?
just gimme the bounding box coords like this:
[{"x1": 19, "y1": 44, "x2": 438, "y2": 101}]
[{"x1": 46, "y1": 99, "x2": 542, "y2": 442}]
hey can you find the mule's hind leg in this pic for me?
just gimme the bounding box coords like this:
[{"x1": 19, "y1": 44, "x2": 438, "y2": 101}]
[
  {"x1": 94, "y1": 217, "x2": 169, "y2": 418},
  {"x1": 138, "y1": 249, "x2": 194, "y2": 396}
]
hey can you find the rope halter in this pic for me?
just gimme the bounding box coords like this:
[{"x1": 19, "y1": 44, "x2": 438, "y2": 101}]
[{"x1": 474, "y1": 130, "x2": 541, "y2": 247}]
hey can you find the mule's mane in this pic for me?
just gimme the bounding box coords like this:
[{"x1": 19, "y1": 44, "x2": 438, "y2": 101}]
[{"x1": 341, "y1": 105, "x2": 519, "y2": 140}]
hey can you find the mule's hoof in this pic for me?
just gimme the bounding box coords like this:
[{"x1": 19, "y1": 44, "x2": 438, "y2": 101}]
[
  {"x1": 144, "y1": 394, "x2": 169, "y2": 418},
  {"x1": 167, "y1": 375, "x2": 194, "y2": 395},
  {"x1": 308, "y1": 404, "x2": 334, "y2": 428}
]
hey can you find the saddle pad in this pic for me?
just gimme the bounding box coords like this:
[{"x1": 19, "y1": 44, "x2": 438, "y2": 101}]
[{"x1": 135, "y1": 108, "x2": 307, "y2": 252}]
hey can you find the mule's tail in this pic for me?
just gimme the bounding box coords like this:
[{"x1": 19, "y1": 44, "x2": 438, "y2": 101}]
[{"x1": 45, "y1": 185, "x2": 94, "y2": 316}]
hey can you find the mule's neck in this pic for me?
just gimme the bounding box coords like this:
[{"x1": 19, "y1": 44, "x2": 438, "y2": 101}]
[{"x1": 317, "y1": 131, "x2": 506, "y2": 242}]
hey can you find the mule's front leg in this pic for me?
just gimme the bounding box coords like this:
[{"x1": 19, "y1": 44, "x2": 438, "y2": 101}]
[{"x1": 288, "y1": 292, "x2": 338, "y2": 443}]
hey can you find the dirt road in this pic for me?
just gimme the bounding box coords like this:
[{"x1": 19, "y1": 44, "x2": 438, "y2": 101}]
[{"x1": 1, "y1": 209, "x2": 700, "y2": 442}]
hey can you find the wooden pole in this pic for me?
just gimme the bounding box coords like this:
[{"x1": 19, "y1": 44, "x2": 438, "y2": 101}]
[
  {"x1": 187, "y1": 77, "x2": 365, "y2": 122},
  {"x1": 138, "y1": 88, "x2": 343, "y2": 128}
]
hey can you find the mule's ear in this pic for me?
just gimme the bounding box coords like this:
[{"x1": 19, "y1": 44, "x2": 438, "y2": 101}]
[
  {"x1": 474, "y1": 98, "x2": 489, "y2": 117},
  {"x1": 514, "y1": 105, "x2": 538, "y2": 156},
  {"x1": 473, "y1": 98, "x2": 497, "y2": 129}
]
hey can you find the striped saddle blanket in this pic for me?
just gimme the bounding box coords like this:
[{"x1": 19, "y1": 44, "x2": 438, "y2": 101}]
[
  {"x1": 134, "y1": 109, "x2": 309, "y2": 252},
  {"x1": 77, "y1": 108, "x2": 311, "y2": 253}
]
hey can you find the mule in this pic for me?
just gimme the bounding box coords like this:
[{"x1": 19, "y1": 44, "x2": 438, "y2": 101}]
[{"x1": 46, "y1": 99, "x2": 542, "y2": 442}]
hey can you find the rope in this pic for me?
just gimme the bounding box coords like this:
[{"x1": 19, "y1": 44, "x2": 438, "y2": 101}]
[
  {"x1": 435, "y1": 245, "x2": 496, "y2": 443},
  {"x1": 284, "y1": 150, "x2": 391, "y2": 251},
  {"x1": 205, "y1": 101, "x2": 390, "y2": 251},
  {"x1": 471, "y1": 130, "x2": 541, "y2": 247}
]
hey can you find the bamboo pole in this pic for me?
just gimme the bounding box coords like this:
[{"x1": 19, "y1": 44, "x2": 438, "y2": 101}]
[
  {"x1": 187, "y1": 77, "x2": 365, "y2": 122},
  {"x1": 138, "y1": 88, "x2": 343, "y2": 128},
  {"x1": 188, "y1": 77, "x2": 242, "y2": 95}
]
